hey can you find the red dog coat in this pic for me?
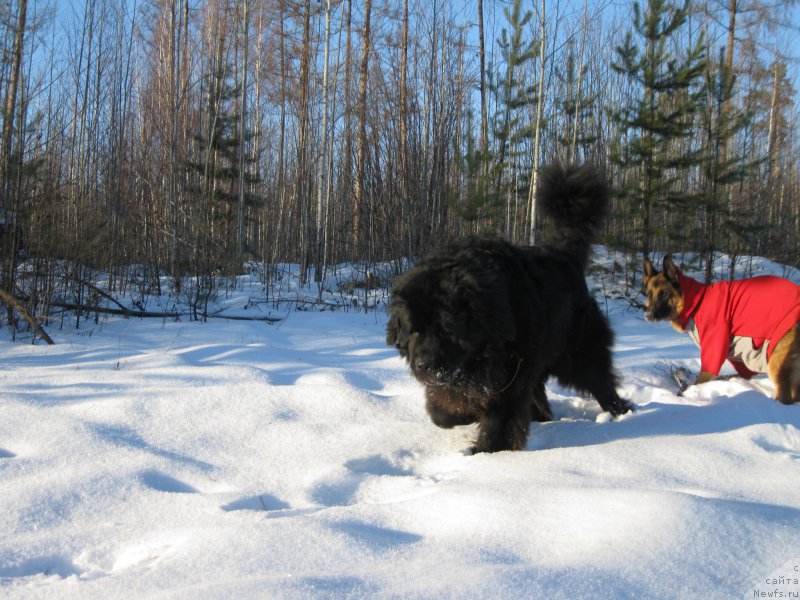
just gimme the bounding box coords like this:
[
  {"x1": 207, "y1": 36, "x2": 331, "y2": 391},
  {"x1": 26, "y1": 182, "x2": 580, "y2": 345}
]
[{"x1": 677, "y1": 270, "x2": 800, "y2": 377}]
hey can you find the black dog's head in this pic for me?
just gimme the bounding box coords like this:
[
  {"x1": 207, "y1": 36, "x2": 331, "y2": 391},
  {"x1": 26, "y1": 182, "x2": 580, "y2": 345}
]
[
  {"x1": 642, "y1": 255, "x2": 684, "y2": 323},
  {"x1": 386, "y1": 256, "x2": 516, "y2": 387}
]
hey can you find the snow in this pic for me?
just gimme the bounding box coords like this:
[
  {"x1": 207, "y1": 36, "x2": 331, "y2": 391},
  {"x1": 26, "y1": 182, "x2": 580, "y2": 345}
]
[{"x1": 1, "y1": 257, "x2": 799, "y2": 599}]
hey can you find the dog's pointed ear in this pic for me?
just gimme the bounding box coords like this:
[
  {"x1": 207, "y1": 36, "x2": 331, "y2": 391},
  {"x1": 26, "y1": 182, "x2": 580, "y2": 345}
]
[
  {"x1": 643, "y1": 256, "x2": 656, "y2": 281},
  {"x1": 663, "y1": 255, "x2": 681, "y2": 286}
]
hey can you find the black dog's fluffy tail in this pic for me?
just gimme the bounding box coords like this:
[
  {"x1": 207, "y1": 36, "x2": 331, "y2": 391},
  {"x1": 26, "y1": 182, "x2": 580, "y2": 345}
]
[{"x1": 536, "y1": 162, "x2": 609, "y2": 271}]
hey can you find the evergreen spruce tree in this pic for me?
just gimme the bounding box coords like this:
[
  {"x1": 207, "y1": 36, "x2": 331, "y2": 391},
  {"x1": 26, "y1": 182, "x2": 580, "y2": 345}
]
[
  {"x1": 181, "y1": 45, "x2": 260, "y2": 320},
  {"x1": 610, "y1": 0, "x2": 706, "y2": 261},
  {"x1": 458, "y1": 109, "x2": 496, "y2": 228},
  {"x1": 186, "y1": 69, "x2": 260, "y2": 276},
  {"x1": 487, "y1": 0, "x2": 539, "y2": 240}
]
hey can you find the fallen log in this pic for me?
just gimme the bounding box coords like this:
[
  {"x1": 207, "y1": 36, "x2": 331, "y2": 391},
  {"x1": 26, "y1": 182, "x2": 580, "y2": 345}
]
[
  {"x1": 48, "y1": 300, "x2": 282, "y2": 323},
  {"x1": 0, "y1": 288, "x2": 55, "y2": 345}
]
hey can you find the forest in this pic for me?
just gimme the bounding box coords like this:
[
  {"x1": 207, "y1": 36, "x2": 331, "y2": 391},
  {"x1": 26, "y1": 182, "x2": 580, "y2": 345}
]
[{"x1": 0, "y1": 0, "x2": 797, "y2": 333}]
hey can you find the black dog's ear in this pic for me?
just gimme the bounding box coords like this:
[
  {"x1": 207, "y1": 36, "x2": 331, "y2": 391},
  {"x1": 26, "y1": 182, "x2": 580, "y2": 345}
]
[
  {"x1": 386, "y1": 298, "x2": 407, "y2": 347},
  {"x1": 386, "y1": 313, "x2": 398, "y2": 346},
  {"x1": 643, "y1": 256, "x2": 657, "y2": 280},
  {"x1": 663, "y1": 255, "x2": 681, "y2": 287}
]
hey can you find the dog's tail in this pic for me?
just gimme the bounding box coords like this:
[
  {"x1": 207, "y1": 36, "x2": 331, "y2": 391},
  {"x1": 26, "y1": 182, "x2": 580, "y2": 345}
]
[{"x1": 536, "y1": 162, "x2": 610, "y2": 271}]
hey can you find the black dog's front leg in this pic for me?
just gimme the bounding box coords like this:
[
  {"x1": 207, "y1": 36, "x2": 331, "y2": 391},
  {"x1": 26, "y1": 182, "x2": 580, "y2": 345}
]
[{"x1": 473, "y1": 392, "x2": 532, "y2": 453}]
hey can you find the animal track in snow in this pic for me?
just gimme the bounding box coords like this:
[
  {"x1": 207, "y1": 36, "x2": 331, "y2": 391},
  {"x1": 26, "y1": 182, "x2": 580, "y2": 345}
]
[
  {"x1": 328, "y1": 520, "x2": 423, "y2": 550},
  {"x1": 139, "y1": 470, "x2": 199, "y2": 494},
  {"x1": 752, "y1": 426, "x2": 800, "y2": 460},
  {"x1": 220, "y1": 493, "x2": 291, "y2": 513},
  {"x1": 310, "y1": 473, "x2": 363, "y2": 507},
  {"x1": 344, "y1": 454, "x2": 413, "y2": 477},
  {"x1": 0, "y1": 554, "x2": 80, "y2": 580},
  {"x1": 111, "y1": 533, "x2": 187, "y2": 572},
  {"x1": 309, "y1": 451, "x2": 431, "y2": 509}
]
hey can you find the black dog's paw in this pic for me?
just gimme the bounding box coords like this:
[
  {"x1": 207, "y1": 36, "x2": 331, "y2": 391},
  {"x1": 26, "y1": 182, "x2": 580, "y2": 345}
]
[
  {"x1": 471, "y1": 423, "x2": 525, "y2": 454},
  {"x1": 469, "y1": 442, "x2": 501, "y2": 455},
  {"x1": 609, "y1": 398, "x2": 635, "y2": 417},
  {"x1": 469, "y1": 436, "x2": 505, "y2": 455}
]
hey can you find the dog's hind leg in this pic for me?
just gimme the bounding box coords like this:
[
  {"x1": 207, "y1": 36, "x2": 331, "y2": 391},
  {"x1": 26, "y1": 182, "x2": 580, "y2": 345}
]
[
  {"x1": 567, "y1": 359, "x2": 630, "y2": 416},
  {"x1": 556, "y1": 303, "x2": 633, "y2": 416},
  {"x1": 530, "y1": 381, "x2": 552, "y2": 422},
  {"x1": 789, "y1": 357, "x2": 800, "y2": 404},
  {"x1": 769, "y1": 325, "x2": 800, "y2": 405}
]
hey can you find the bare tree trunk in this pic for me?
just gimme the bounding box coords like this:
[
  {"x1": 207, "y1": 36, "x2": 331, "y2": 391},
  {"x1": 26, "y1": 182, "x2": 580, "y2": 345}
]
[
  {"x1": 496, "y1": 57, "x2": 514, "y2": 238},
  {"x1": 0, "y1": 0, "x2": 28, "y2": 331},
  {"x1": 271, "y1": 3, "x2": 288, "y2": 267},
  {"x1": 236, "y1": 0, "x2": 249, "y2": 259},
  {"x1": 766, "y1": 61, "x2": 784, "y2": 243},
  {"x1": 1, "y1": 0, "x2": 27, "y2": 238},
  {"x1": 296, "y1": 0, "x2": 311, "y2": 282},
  {"x1": 477, "y1": 0, "x2": 488, "y2": 167},
  {"x1": 341, "y1": 0, "x2": 354, "y2": 258},
  {"x1": 724, "y1": 0, "x2": 736, "y2": 86},
  {"x1": 179, "y1": 0, "x2": 189, "y2": 276},
  {"x1": 322, "y1": 1, "x2": 348, "y2": 270},
  {"x1": 1, "y1": 0, "x2": 27, "y2": 192},
  {"x1": 528, "y1": 0, "x2": 546, "y2": 245},
  {"x1": 767, "y1": 61, "x2": 780, "y2": 183},
  {"x1": 717, "y1": 0, "x2": 737, "y2": 272},
  {"x1": 570, "y1": 0, "x2": 588, "y2": 162},
  {"x1": 168, "y1": 0, "x2": 179, "y2": 279},
  {"x1": 453, "y1": 21, "x2": 467, "y2": 237},
  {"x1": 252, "y1": 4, "x2": 264, "y2": 258},
  {"x1": 315, "y1": 0, "x2": 333, "y2": 283},
  {"x1": 353, "y1": 0, "x2": 372, "y2": 261},
  {"x1": 399, "y1": 0, "x2": 410, "y2": 258}
]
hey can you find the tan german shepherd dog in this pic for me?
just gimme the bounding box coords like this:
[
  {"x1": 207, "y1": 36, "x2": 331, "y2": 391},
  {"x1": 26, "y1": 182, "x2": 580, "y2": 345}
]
[{"x1": 642, "y1": 255, "x2": 800, "y2": 404}]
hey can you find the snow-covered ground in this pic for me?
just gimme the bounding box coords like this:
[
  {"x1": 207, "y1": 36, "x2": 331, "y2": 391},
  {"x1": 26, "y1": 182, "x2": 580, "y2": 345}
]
[{"x1": 1, "y1": 255, "x2": 799, "y2": 599}]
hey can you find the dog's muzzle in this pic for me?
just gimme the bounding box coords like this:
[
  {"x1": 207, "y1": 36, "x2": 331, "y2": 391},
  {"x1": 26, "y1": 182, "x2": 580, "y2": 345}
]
[
  {"x1": 645, "y1": 308, "x2": 671, "y2": 322},
  {"x1": 413, "y1": 361, "x2": 461, "y2": 386}
]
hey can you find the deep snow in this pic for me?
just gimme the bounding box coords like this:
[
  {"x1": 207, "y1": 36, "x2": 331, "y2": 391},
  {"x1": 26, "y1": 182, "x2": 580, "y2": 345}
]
[{"x1": 1, "y1": 256, "x2": 799, "y2": 599}]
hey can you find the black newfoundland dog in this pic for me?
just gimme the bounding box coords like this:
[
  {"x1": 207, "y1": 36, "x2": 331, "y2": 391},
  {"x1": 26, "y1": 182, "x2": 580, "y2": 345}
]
[{"x1": 386, "y1": 163, "x2": 633, "y2": 453}]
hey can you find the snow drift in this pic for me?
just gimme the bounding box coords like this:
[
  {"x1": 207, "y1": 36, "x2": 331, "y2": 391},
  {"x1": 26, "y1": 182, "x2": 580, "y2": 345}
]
[{"x1": 1, "y1": 256, "x2": 798, "y2": 599}]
